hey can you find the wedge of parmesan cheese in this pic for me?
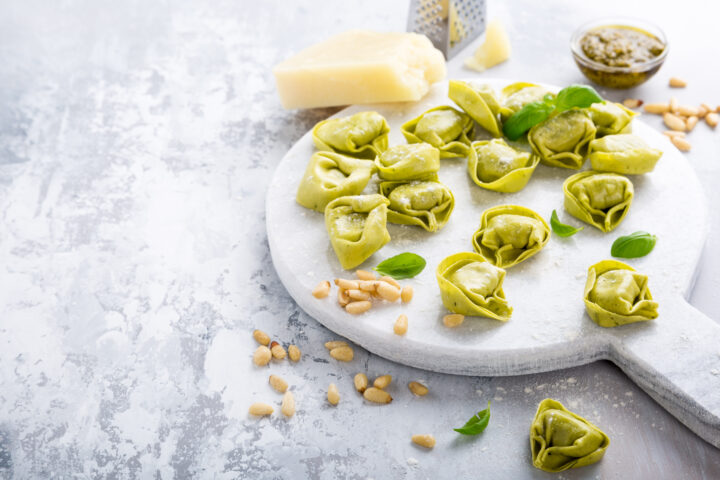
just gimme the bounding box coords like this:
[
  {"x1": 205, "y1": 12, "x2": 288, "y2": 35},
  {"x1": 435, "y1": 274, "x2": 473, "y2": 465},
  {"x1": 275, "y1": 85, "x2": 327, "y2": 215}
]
[
  {"x1": 273, "y1": 30, "x2": 446, "y2": 109},
  {"x1": 464, "y1": 19, "x2": 511, "y2": 72}
]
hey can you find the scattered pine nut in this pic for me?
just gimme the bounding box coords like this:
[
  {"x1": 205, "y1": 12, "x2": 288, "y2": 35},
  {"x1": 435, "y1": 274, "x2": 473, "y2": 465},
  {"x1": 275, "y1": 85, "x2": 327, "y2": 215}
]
[
  {"x1": 288, "y1": 344, "x2": 301, "y2": 362},
  {"x1": 622, "y1": 98, "x2": 643, "y2": 109},
  {"x1": 411, "y1": 434, "x2": 436, "y2": 449},
  {"x1": 663, "y1": 130, "x2": 686, "y2": 139},
  {"x1": 346, "y1": 300, "x2": 372, "y2": 315},
  {"x1": 253, "y1": 329, "x2": 271, "y2": 346},
  {"x1": 269, "y1": 374, "x2": 288, "y2": 393},
  {"x1": 706, "y1": 112, "x2": 719, "y2": 128},
  {"x1": 363, "y1": 387, "x2": 393, "y2": 404},
  {"x1": 644, "y1": 103, "x2": 669, "y2": 114},
  {"x1": 669, "y1": 96, "x2": 679, "y2": 113},
  {"x1": 373, "y1": 375, "x2": 392, "y2": 389},
  {"x1": 328, "y1": 383, "x2": 340, "y2": 405},
  {"x1": 394, "y1": 314, "x2": 409, "y2": 336},
  {"x1": 356, "y1": 270, "x2": 376, "y2": 281},
  {"x1": 270, "y1": 341, "x2": 287, "y2": 360},
  {"x1": 400, "y1": 286, "x2": 414, "y2": 303},
  {"x1": 663, "y1": 112, "x2": 686, "y2": 131},
  {"x1": 358, "y1": 280, "x2": 377, "y2": 292},
  {"x1": 377, "y1": 282, "x2": 401, "y2": 302},
  {"x1": 686, "y1": 116, "x2": 699, "y2": 132},
  {"x1": 248, "y1": 402, "x2": 273, "y2": 416},
  {"x1": 677, "y1": 105, "x2": 700, "y2": 117},
  {"x1": 443, "y1": 313, "x2": 465, "y2": 328},
  {"x1": 669, "y1": 77, "x2": 687, "y2": 88},
  {"x1": 698, "y1": 104, "x2": 710, "y2": 118},
  {"x1": 329, "y1": 346, "x2": 354, "y2": 362},
  {"x1": 335, "y1": 278, "x2": 360, "y2": 290},
  {"x1": 671, "y1": 136, "x2": 692, "y2": 152},
  {"x1": 408, "y1": 381, "x2": 429, "y2": 396},
  {"x1": 253, "y1": 346, "x2": 272, "y2": 366},
  {"x1": 717, "y1": 106, "x2": 720, "y2": 113},
  {"x1": 281, "y1": 391, "x2": 295, "y2": 417},
  {"x1": 324, "y1": 340, "x2": 349, "y2": 350},
  {"x1": 347, "y1": 289, "x2": 371, "y2": 301},
  {"x1": 337, "y1": 288, "x2": 351, "y2": 307},
  {"x1": 379, "y1": 276, "x2": 401, "y2": 288},
  {"x1": 312, "y1": 281, "x2": 331, "y2": 299},
  {"x1": 354, "y1": 373, "x2": 369, "y2": 393}
]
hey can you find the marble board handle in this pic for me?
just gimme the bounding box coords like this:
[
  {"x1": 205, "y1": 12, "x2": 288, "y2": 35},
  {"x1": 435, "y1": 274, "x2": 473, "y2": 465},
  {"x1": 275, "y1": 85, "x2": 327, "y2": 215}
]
[{"x1": 608, "y1": 296, "x2": 720, "y2": 448}]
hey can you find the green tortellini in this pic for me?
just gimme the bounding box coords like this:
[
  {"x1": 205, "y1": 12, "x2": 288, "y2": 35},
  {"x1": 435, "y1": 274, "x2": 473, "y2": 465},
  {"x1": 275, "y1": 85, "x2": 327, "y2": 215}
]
[
  {"x1": 500, "y1": 82, "x2": 554, "y2": 119},
  {"x1": 436, "y1": 252, "x2": 512, "y2": 321},
  {"x1": 530, "y1": 398, "x2": 610, "y2": 473},
  {"x1": 584, "y1": 260, "x2": 659, "y2": 327},
  {"x1": 529, "y1": 109, "x2": 597, "y2": 169},
  {"x1": 324, "y1": 194, "x2": 391, "y2": 270},
  {"x1": 472, "y1": 205, "x2": 550, "y2": 268},
  {"x1": 563, "y1": 171, "x2": 634, "y2": 232},
  {"x1": 296, "y1": 152, "x2": 376, "y2": 212},
  {"x1": 467, "y1": 139, "x2": 540, "y2": 193},
  {"x1": 313, "y1": 111, "x2": 390, "y2": 159},
  {"x1": 448, "y1": 80, "x2": 502, "y2": 137},
  {"x1": 589, "y1": 134, "x2": 663, "y2": 174},
  {"x1": 374, "y1": 143, "x2": 441, "y2": 181},
  {"x1": 379, "y1": 180, "x2": 454, "y2": 232},
  {"x1": 587, "y1": 102, "x2": 636, "y2": 137},
  {"x1": 401, "y1": 106, "x2": 474, "y2": 158}
]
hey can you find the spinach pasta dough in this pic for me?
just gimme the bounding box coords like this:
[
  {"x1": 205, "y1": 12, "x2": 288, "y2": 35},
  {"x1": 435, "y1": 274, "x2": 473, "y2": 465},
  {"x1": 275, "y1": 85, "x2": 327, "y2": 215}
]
[
  {"x1": 500, "y1": 82, "x2": 554, "y2": 119},
  {"x1": 468, "y1": 139, "x2": 540, "y2": 193},
  {"x1": 401, "y1": 106, "x2": 474, "y2": 158},
  {"x1": 379, "y1": 180, "x2": 454, "y2": 232},
  {"x1": 313, "y1": 111, "x2": 390, "y2": 159},
  {"x1": 529, "y1": 109, "x2": 597, "y2": 169},
  {"x1": 563, "y1": 171, "x2": 634, "y2": 232},
  {"x1": 324, "y1": 194, "x2": 391, "y2": 270},
  {"x1": 374, "y1": 143, "x2": 441, "y2": 181},
  {"x1": 448, "y1": 80, "x2": 503, "y2": 137},
  {"x1": 584, "y1": 260, "x2": 659, "y2": 327},
  {"x1": 530, "y1": 399, "x2": 610, "y2": 473},
  {"x1": 436, "y1": 252, "x2": 512, "y2": 321},
  {"x1": 587, "y1": 101, "x2": 636, "y2": 137},
  {"x1": 588, "y1": 134, "x2": 663, "y2": 174},
  {"x1": 472, "y1": 205, "x2": 550, "y2": 268},
  {"x1": 296, "y1": 152, "x2": 376, "y2": 212}
]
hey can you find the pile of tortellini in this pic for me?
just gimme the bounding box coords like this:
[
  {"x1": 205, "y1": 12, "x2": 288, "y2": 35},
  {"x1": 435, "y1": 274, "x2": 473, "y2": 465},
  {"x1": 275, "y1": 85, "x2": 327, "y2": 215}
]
[{"x1": 295, "y1": 80, "x2": 663, "y2": 327}]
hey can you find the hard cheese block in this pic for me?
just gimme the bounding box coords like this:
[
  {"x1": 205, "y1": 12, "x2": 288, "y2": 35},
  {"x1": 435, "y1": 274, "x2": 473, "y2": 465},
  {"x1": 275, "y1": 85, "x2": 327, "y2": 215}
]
[
  {"x1": 273, "y1": 30, "x2": 446, "y2": 109},
  {"x1": 464, "y1": 19, "x2": 511, "y2": 72}
]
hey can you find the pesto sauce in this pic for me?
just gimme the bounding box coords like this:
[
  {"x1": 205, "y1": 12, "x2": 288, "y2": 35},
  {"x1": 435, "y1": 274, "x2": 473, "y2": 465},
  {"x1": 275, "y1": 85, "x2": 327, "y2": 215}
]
[{"x1": 580, "y1": 27, "x2": 665, "y2": 68}]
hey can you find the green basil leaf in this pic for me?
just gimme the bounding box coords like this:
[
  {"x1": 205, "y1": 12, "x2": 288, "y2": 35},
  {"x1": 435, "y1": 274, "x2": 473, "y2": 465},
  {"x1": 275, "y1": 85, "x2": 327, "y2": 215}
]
[
  {"x1": 373, "y1": 252, "x2": 426, "y2": 279},
  {"x1": 554, "y1": 84, "x2": 604, "y2": 112},
  {"x1": 611, "y1": 231, "x2": 657, "y2": 258},
  {"x1": 550, "y1": 210, "x2": 584, "y2": 237},
  {"x1": 502, "y1": 101, "x2": 555, "y2": 140},
  {"x1": 454, "y1": 402, "x2": 491, "y2": 435}
]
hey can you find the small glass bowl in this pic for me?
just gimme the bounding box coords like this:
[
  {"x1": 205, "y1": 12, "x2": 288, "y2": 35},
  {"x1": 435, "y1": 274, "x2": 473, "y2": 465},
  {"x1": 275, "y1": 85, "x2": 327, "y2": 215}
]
[{"x1": 570, "y1": 18, "x2": 669, "y2": 89}]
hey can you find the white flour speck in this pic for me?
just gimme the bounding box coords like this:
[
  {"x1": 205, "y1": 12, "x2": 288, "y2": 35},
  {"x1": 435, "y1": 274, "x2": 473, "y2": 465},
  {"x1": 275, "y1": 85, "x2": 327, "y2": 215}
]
[{"x1": 407, "y1": 457, "x2": 419, "y2": 466}]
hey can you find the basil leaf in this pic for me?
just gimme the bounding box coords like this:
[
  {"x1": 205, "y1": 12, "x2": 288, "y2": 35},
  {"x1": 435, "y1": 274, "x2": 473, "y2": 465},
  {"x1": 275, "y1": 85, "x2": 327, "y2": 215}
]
[
  {"x1": 554, "y1": 84, "x2": 604, "y2": 112},
  {"x1": 550, "y1": 210, "x2": 584, "y2": 237},
  {"x1": 611, "y1": 231, "x2": 657, "y2": 258},
  {"x1": 502, "y1": 101, "x2": 555, "y2": 140},
  {"x1": 373, "y1": 252, "x2": 426, "y2": 279},
  {"x1": 454, "y1": 402, "x2": 491, "y2": 435}
]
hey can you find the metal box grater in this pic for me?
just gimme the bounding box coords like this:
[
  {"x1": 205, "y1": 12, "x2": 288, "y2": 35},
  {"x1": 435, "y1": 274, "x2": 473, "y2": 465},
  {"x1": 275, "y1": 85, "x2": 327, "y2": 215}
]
[{"x1": 407, "y1": 0, "x2": 486, "y2": 60}]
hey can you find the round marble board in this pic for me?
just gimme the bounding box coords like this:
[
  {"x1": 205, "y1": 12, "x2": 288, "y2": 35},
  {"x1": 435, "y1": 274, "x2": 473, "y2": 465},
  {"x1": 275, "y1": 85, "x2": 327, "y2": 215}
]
[{"x1": 266, "y1": 80, "x2": 720, "y2": 447}]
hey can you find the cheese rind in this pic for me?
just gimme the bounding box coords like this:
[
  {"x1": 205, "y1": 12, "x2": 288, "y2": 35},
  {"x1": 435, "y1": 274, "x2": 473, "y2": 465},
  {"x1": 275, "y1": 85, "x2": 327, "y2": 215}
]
[
  {"x1": 464, "y1": 19, "x2": 511, "y2": 72},
  {"x1": 273, "y1": 30, "x2": 446, "y2": 109}
]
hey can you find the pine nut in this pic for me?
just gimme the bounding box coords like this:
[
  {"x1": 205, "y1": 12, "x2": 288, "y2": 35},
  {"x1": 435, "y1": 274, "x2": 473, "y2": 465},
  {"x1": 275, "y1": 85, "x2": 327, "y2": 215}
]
[
  {"x1": 698, "y1": 104, "x2": 710, "y2": 118},
  {"x1": 394, "y1": 314, "x2": 409, "y2": 335},
  {"x1": 354, "y1": 373, "x2": 368, "y2": 393},
  {"x1": 335, "y1": 278, "x2": 359, "y2": 290},
  {"x1": 408, "y1": 381, "x2": 429, "y2": 396},
  {"x1": 312, "y1": 281, "x2": 331, "y2": 299},
  {"x1": 358, "y1": 280, "x2": 377, "y2": 292},
  {"x1": 443, "y1": 313, "x2": 465, "y2": 328},
  {"x1": 411, "y1": 434, "x2": 436, "y2": 449},
  {"x1": 345, "y1": 300, "x2": 372, "y2": 315},
  {"x1": 663, "y1": 130, "x2": 686, "y2": 139},
  {"x1": 281, "y1": 391, "x2": 295, "y2": 417},
  {"x1": 328, "y1": 383, "x2": 340, "y2": 405},
  {"x1": 347, "y1": 289, "x2": 371, "y2": 301},
  {"x1": 373, "y1": 375, "x2": 392, "y2": 389},
  {"x1": 671, "y1": 136, "x2": 692, "y2": 152},
  {"x1": 669, "y1": 97, "x2": 679, "y2": 113},
  {"x1": 686, "y1": 116, "x2": 699, "y2": 131},
  {"x1": 253, "y1": 329, "x2": 270, "y2": 346},
  {"x1": 663, "y1": 112, "x2": 686, "y2": 131},
  {"x1": 270, "y1": 341, "x2": 287, "y2": 360},
  {"x1": 363, "y1": 387, "x2": 393, "y2": 404},
  {"x1": 669, "y1": 77, "x2": 687, "y2": 88},
  {"x1": 356, "y1": 270, "x2": 376, "y2": 281},
  {"x1": 288, "y1": 344, "x2": 301, "y2": 362},
  {"x1": 269, "y1": 374, "x2": 288, "y2": 393},
  {"x1": 329, "y1": 346, "x2": 354, "y2": 362},
  {"x1": 248, "y1": 402, "x2": 273, "y2": 416},
  {"x1": 706, "y1": 113, "x2": 719, "y2": 128},
  {"x1": 379, "y1": 276, "x2": 401, "y2": 288},
  {"x1": 253, "y1": 346, "x2": 272, "y2": 366},
  {"x1": 324, "y1": 340, "x2": 349, "y2": 350},
  {"x1": 622, "y1": 98, "x2": 642, "y2": 108},
  {"x1": 400, "y1": 286, "x2": 414, "y2": 303},
  {"x1": 644, "y1": 103, "x2": 669, "y2": 114},
  {"x1": 338, "y1": 288, "x2": 351, "y2": 307},
  {"x1": 677, "y1": 105, "x2": 699, "y2": 117},
  {"x1": 377, "y1": 282, "x2": 401, "y2": 302}
]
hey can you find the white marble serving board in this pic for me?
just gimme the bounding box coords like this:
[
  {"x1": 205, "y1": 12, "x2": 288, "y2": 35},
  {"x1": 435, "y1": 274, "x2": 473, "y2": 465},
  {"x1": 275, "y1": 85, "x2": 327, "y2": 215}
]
[{"x1": 266, "y1": 80, "x2": 720, "y2": 447}]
